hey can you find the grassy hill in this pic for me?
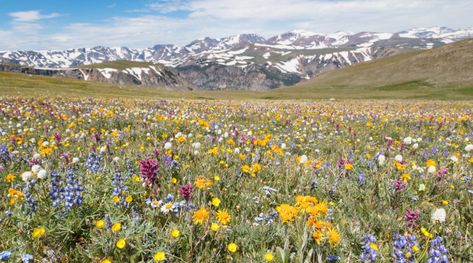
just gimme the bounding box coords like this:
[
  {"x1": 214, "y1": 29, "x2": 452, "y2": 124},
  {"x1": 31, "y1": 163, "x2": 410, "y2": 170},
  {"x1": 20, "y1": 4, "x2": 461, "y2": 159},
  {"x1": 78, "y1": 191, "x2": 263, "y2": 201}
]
[
  {"x1": 77, "y1": 60, "x2": 157, "y2": 70},
  {"x1": 274, "y1": 39, "x2": 473, "y2": 99}
]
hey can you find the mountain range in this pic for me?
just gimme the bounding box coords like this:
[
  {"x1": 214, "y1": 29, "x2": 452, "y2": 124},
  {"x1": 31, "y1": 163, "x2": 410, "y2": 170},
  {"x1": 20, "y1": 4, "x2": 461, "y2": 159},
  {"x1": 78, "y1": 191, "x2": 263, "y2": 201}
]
[{"x1": 1, "y1": 26, "x2": 472, "y2": 90}]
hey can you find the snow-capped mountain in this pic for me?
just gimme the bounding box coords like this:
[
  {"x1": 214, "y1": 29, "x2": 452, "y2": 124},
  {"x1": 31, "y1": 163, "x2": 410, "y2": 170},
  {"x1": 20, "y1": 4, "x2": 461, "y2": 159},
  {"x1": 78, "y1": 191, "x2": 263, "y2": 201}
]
[{"x1": 1, "y1": 27, "x2": 472, "y2": 90}]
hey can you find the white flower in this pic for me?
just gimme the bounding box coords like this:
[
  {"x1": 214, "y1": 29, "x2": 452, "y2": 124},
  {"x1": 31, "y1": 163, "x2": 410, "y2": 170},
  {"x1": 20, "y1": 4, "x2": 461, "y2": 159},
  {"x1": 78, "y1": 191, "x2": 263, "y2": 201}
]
[
  {"x1": 428, "y1": 166, "x2": 437, "y2": 174},
  {"x1": 33, "y1": 153, "x2": 40, "y2": 159},
  {"x1": 31, "y1": 165, "x2": 41, "y2": 174},
  {"x1": 192, "y1": 142, "x2": 201, "y2": 149},
  {"x1": 418, "y1": 184, "x2": 426, "y2": 191},
  {"x1": 412, "y1": 143, "x2": 419, "y2": 150},
  {"x1": 234, "y1": 148, "x2": 240, "y2": 154},
  {"x1": 281, "y1": 143, "x2": 287, "y2": 149},
  {"x1": 37, "y1": 169, "x2": 47, "y2": 179},
  {"x1": 113, "y1": 157, "x2": 120, "y2": 162},
  {"x1": 72, "y1": 157, "x2": 80, "y2": 163},
  {"x1": 42, "y1": 141, "x2": 49, "y2": 147},
  {"x1": 21, "y1": 171, "x2": 33, "y2": 182},
  {"x1": 450, "y1": 155, "x2": 458, "y2": 163},
  {"x1": 99, "y1": 146, "x2": 107, "y2": 153},
  {"x1": 160, "y1": 202, "x2": 173, "y2": 214},
  {"x1": 299, "y1": 155, "x2": 308, "y2": 164},
  {"x1": 193, "y1": 150, "x2": 199, "y2": 155},
  {"x1": 164, "y1": 142, "x2": 172, "y2": 150},
  {"x1": 403, "y1": 137, "x2": 412, "y2": 145},
  {"x1": 150, "y1": 200, "x2": 161, "y2": 208},
  {"x1": 465, "y1": 144, "x2": 473, "y2": 152},
  {"x1": 431, "y1": 208, "x2": 446, "y2": 223},
  {"x1": 395, "y1": 154, "x2": 403, "y2": 162},
  {"x1": 378, "y1": 154, "x2": 386, "y2": 165}
]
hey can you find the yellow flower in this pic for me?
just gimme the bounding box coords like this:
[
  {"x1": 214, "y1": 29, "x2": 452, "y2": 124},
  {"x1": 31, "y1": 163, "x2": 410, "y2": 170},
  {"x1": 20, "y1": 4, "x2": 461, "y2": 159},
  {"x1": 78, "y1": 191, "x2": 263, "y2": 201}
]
[
  {"x1": 208, "y1": 147, "x2": 219, "y2": 155},
  {"x1": 421, "y1": 227, "x2": 433, "y2": 238},
  {"x1": 412, "y1": 245, "x2": 420, "y2": 252},
  {"x1": 211, "y1": 223, "x2": 220, "y2": 231},
  {"x1": 171, "y1": 228, "x2": 180, "y2": 238},
  {"x1": 312, "y1": 230, "x2": 324, "y2": 245},
  {"x1": 112, "y1": 196, "x2": 121, "y2": 203},
  {"x1": 370, "y1": 243, "x2": 378, "y2": 251},
  {"x1": 327, "y1": 226, "x2": 341, "y2": 247},
  {"x1": 213, "y1": 175, "x2": 220, "y2": 181},
  {"x1": 195, "y1": 176, "x2": 212, "y2": 190},
  {"x1": 6, "y1": 173, "x2": 15, "y2": 183},
  {"x1": 192, "y1": 207, "x2": 210, "y2": 225},
  {"x1": 153, "y1": 251, "x2": 166, "y2": 262},
  {"x1": 442, "y1": 200, "x2": 449, "y2": 205},
  {"x1": 125, "y1": 195, "x2": 133, "y2": 203},
  {"x1": 426, "y1": 159, "x2": 437, "y2": 167},
  {"x1": 171, "y1": 177, "x2": 177, "y2": 184},
  {"x1": 216, "y1": 210, "x2": 231, "y2": 225},
  {"x1": 264, "y1": 253, "x2": 274, "y2": 262},
  {"x1": 211, "y1": 197, "x2": 221, "y2": 207},
  {"x1": 95, "y1": 220, "x2": 105, "y2": 229},
  {"x1": 101, "y1": 258, "x2": 112, "y2": 263},
  {"x1": 111, "y1": 223, "x2": 122, "y2": 233},
  {"x1": 241, "y1": 165, "x2": 251, "y2": 173},
  {"x1": 400, "y1": 173, "x2": 411, "y2": 182},
  {"x1": 276, "y1": 204, "x2": 298, "y2": 224},
  {"x1": 116, "y1": 238, "x2": 126, "y2": 249},
  {"x1": 344, "y1": 163, "x2": 353, "y2": 171},
  {"x1": 132, "y1": 175, "x2": 140, "y2": 183},
  {"x1": 32, "y1": 227, "x2": 46, "y2": 238},
  {"x1": 227, "y1": 243, "x2": 238, "y2": 253},
  {"x1": 252, "y1": 163, "x2": 262, "y2": 173}
]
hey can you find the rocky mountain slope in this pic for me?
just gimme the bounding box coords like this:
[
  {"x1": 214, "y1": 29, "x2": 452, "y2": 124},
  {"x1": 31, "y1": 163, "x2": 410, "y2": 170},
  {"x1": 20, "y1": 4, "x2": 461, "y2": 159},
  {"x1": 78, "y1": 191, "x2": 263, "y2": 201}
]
[
  {"x1": 1, "y1": 26, "x2": 472, "y2": 90},
  {"x1": 0, "y1": 61, "x2": 191, "y2": 90}
]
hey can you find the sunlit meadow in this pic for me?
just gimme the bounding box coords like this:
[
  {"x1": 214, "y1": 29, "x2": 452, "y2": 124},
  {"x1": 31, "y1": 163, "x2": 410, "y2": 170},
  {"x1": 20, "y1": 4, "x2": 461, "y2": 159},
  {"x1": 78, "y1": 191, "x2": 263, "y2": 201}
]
[{"x1": 0, "y1": 98, "x2": 472, "y2": 262}]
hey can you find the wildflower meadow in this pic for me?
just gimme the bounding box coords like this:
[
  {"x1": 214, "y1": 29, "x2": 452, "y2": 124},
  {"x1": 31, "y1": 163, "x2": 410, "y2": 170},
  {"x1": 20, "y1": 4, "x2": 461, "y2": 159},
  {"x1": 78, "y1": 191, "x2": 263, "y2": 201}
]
[{"x1": 0, "y1": 98, "x2": 471, "y2": 262}]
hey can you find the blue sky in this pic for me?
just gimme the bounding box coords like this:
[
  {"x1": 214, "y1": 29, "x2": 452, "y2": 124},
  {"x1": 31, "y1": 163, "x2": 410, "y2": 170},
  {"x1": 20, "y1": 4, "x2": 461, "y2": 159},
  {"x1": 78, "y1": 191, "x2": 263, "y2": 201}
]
[{"x1": 1, "y1": 0, "x2": 472, "y2": 50}]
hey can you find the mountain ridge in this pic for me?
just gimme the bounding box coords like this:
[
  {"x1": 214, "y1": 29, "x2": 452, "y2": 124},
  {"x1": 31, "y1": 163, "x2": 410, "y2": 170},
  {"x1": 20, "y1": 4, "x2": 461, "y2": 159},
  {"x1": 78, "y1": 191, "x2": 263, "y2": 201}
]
[{"x1": 1, "y1": 26, "x2": 472, "y2": 90}]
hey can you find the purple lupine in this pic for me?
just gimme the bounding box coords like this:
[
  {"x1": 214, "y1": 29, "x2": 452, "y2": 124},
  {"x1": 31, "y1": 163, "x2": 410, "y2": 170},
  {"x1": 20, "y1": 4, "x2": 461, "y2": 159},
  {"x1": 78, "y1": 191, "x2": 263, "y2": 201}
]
[
  {"x1": 178, "y1": 184, "x2": 193, "y2": 201},
  {"x1": 358, "y1": 172, "x2": 366, "y2": 187},
  {"x1": 0, "y1": 144, "x2": 11, "y2": 163},
  {"x1": 359, "y1": 235, "x2": 378, "y2": 262},
  {"x1": 54, "y1": 132, "x2": 62, "y2": 144},
  {"x1": 139, "y1": 158, "x2": 158, "y2": 185},
  {"x1": 427, "y1": 237, "x2": 449, "y2": 263},
  {"x1": 393, "y1": 233, "x2": 419, "y2": 263}
]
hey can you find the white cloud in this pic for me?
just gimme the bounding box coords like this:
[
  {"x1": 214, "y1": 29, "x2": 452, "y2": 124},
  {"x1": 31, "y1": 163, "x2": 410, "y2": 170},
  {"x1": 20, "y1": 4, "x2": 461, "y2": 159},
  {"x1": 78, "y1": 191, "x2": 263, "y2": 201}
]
[
  {"x1": 148, "y1": 0, "x2": 190, "y2": 13},
  {"x1": 1, "y1": 1, "x2": 473, "y2": 50},
  {"x1": 9, "y1": 10, "x2": 61, "y2": 22}
]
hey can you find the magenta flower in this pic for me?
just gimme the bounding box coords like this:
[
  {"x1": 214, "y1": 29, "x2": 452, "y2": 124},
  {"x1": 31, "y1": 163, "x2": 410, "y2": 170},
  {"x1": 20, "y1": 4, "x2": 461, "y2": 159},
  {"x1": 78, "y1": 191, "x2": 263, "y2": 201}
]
[
  {"x1": 393, "y1": 179, "x2": 407, "y2": 192},
  {"x1": 405, "y1": 209, "x2": 420, "y2": 227},
  {"x1": 178, "y1": 184, "x2": 193, "y2": 201},
  {"x1": 139, "y1": 158, "x2": 158, "y2": 185}
]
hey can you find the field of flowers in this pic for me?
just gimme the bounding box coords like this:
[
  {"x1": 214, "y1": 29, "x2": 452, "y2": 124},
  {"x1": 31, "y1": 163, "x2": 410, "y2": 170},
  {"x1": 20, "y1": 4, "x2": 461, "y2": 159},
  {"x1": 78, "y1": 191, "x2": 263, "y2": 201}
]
[{"x1": 0, "y1": 98, "x2": 472, "y2": 262}]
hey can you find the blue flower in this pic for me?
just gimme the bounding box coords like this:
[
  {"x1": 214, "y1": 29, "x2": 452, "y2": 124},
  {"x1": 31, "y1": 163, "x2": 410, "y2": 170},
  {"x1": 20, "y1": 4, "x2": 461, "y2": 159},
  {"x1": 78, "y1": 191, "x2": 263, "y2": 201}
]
[
  {"x1": 0, "y1": 251, "x2": 12, "y2": 261},
  {"x1": 427, "y1": 236, "x2": 449, "y2": 263},
  {"x1": 360, "y1": 234, "x2": 378, "y2": 262},
  {"x1": 21, "y1": 254, "x2": 33, "y2": 263}
]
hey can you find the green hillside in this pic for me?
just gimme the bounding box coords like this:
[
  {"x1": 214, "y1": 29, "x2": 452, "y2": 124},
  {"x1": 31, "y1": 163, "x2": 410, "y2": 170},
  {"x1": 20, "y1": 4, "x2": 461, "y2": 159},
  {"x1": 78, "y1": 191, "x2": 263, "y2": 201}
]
[{"x1": 275, "y1": 39, "x2": 473, "y2": 99}]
